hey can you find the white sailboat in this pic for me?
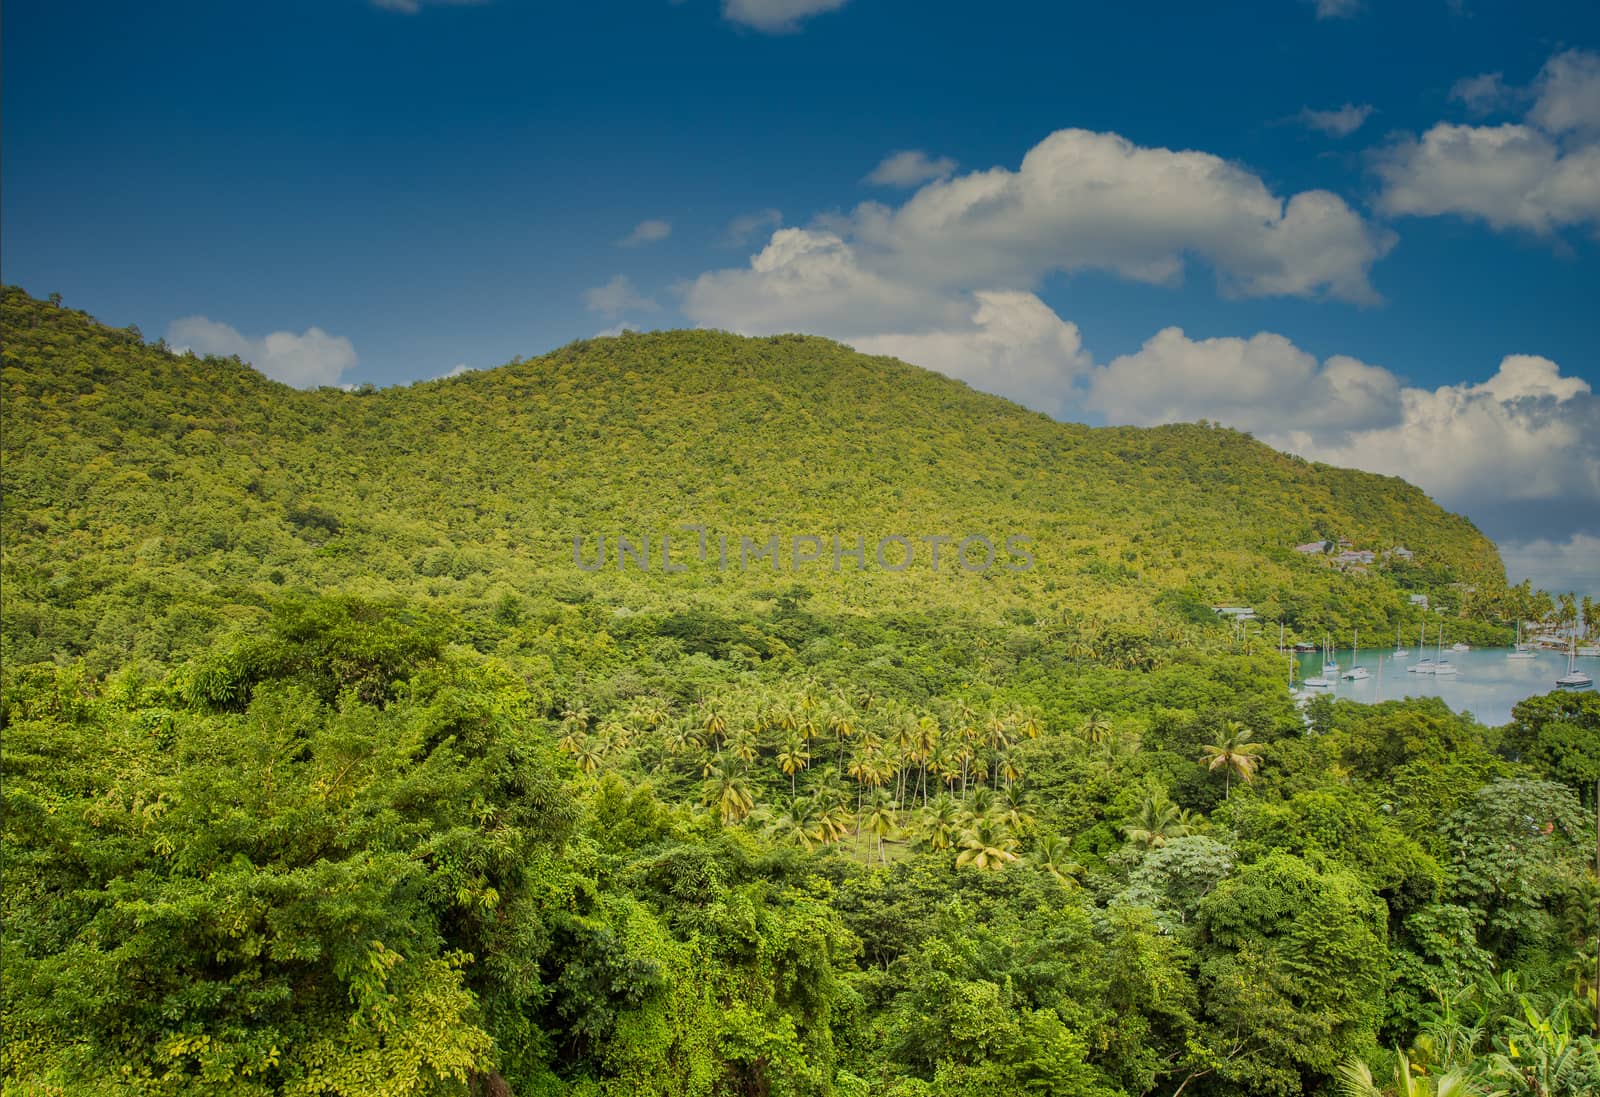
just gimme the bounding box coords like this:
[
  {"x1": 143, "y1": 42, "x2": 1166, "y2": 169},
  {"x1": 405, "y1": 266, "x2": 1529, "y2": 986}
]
[
  {"x1": 1508, "y1": 619, "x2": 1535, "y2": 659},
  {"x1": 1323, "y1": 636, "x2": 1339, "y2": 674},
  {"x1": 1557, "y1": 633, "x2": 1594, "y2": 689},
  {"x1": 1433, "y1": 628, "x2": 1458, "y2": 675},
  {"x1": 1394, "y1": 624, "x2": 1409, "y2": 659},
  {"x1": 1409, "y1": 623, "x2": 1434, "y2": 673},
  {"x1": 1342, "y1": 627, "x2": 1369, "y2": 679}
]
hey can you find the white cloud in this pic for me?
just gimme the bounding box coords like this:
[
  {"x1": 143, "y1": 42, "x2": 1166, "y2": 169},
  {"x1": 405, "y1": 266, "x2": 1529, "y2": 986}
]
[
  {"x1": 1375, "y1": 123, "x2": 1600, "y2": 234},
  {"x1": 722, "y1": 0, "x2": 848, "y2": 33},
  {"x1": 865, "y1": 149, "x2": 959, "y2": 186},
  {"x1": 1085, "y1": 328, "x2": 1402, "y2": 436},
  {"x1": 1313, "y1": 0, "x2": 1361, "y2": 19},
  {"x1": 440, "y1": 362, "x2": 475, "y2": 379},
  {"x1": 618, "y1": 219, "x2": 672, "y2": 247},
  {"x1": 167, "y1": 316, "x2": 357, "y2": 389},
  {"x1": 1498, "y1": 533, "x2": 1600, "y2": 596},
  {"x1": 1451, "y1": 72, "x2": 1519, "y2": 115},
  {"x1": 852, "y1": 291, "x2": 1092, "y2": 414},
  {"x1": 1081, "y1": 328, "x2": 1598, "y2": 553},
  {"x1": 1376, "y1": 49, "x2": 1600, "y2": 236},
  {"x1": 858, "y1": 129, "x2": 1389, "y2": 301},
  {"x1": 724, "y1": 208, "x2": 784, "y2": 247},
  {"x1": 684, "y1": 227, "x2": 960, "y2": 336},
  {"x1": 583, "y1": 274, "x2": 660, "y2": 317},
  {"x1": 1268, "y1": 354, "x2": 1599, "y2": 540},
  {"x1": 686, "y1": 128, "x2": 1391, "y2": 346},
  {"x1": 1297, "y1": 103, "x2": 1373, "y2": 137},
  {"x1": 1528, "y1": 49, "x2": 1600, "y2": 139}
]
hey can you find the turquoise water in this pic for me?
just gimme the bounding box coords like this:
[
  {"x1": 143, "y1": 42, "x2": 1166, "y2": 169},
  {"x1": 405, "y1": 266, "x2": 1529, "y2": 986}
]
[{"x1": 1290, "y1": 646, "x2": 1593, "y2": 726}]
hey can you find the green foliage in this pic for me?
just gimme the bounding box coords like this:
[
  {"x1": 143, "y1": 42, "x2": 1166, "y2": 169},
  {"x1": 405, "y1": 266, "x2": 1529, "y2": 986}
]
[{"x1": 5, "y1": 288, "x2": 1599, "y2": 1097}]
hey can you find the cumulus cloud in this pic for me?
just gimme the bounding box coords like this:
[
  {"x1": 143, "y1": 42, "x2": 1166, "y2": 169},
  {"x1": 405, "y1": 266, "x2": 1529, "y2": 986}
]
[
  {"x1": 167, "y1": 316, "x2": 357, "y2": 389},
  {"x1": 1499, "y1": 533, "x2": 1600, "y2": 595},
  {"x1": 865, "y1": 150, "x2": 959, "y2": 187},
  {"x1": 1297, "y1": 103, "x2": 1373, "y2": 137},
  {"x1": 1376, "y1": 49, "x2": 1600, "y2": 235},
  {"x1": 722, "y1": 0, "x2": 849, "y2": 33},
  {"x1": 1374, "y1": 124, "x2": 1600, "y2": 234},
  {"x1": 1527, "y1": 49, "x2": 1600, "y2": 139},
  {"x1": 583, "y1": 275, "x2": 660, "y2": 317},
  {"x1": 618, "y1": 219, "x2": 672, "y2": 247},
  {"x1": 1268, "y1": 354, "x2": 1599, "y2": 542},
  {"x1": 1081, "y1": 328, "x2": 1598, "y2": 557},
  {"x1": 852, "y1": 291, "x2": 1092, "y2": 414},
  {"x1": 724, "y1": 208, "x2": 784, "y2": 247},
  {"x1": 686, "y1": 128, "x2": 1391, "y2": 343},
  {"x1": 1085, "y1": 328, "x2": 1402, "y2": 437}
]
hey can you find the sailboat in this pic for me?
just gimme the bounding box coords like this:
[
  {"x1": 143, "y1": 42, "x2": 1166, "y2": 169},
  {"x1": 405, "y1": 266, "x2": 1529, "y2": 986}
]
[
  {"x1": 1323, "y1": 636, "x2": 1339, "y2": 674},
  {"x1": 1557, "y1": 633, "x2": 1594, "y2": 689},
  {"x1": 1433, "y1": 627, "x2": 1458, "y2": 675},
  {"x1": 1409, "y1": 623, "x2": 1434, "y2": 673},
  {"x1": 1394, "y1": 623, "x2": 1409, "y2": 659},
  {"x1": 1342, "y1": 627, "x2": 1370, "y2": 680},
  {"x1": 1507, "y1": 619, "x2": 1535, "y2": 659},
  {"x1": 1303, "y1": 635, "x2": 1335, "y2": 688}
]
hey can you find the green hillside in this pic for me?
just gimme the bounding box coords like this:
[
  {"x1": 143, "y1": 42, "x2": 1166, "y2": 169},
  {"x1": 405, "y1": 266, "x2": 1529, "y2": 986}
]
[
  {"x1": 6, "y1": 285, "x2": 1596, "y2": 1097},
  {"x1": 1, "y1": 286, "x2": 1507, "y2": 672}
]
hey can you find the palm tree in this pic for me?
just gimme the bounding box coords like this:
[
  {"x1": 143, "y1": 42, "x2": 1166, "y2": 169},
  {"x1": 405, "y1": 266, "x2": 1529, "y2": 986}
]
[
  {"x1": 1200, "y1": 721, "x2": 1267, "y2": 798},
  {"x1": 955, "y1": 818, "x2": 1020, "y2": 870},
  {"x1": 1336, "y1": 1050, "x2": 1484, "y2": 1097},
  {"x1": 814, "y1": 787, "x2": 853, "y2": 846},
  {"x1": 918, "y1": 794, "x2": 961, "y2": 851},
  {"x1": 573, "y1": 738, "x2": 604, "y2": 776},
  {"x1": 727, "y1": 726, "x2": 759, "y2": 767},
  {"x1": 863, "y1": 790, "x2": 897, "y2": 864},
  {"x1": 766, "y1": 796, "x2": 823, "y2": 851},
  {"x1": 697, "y1": 699, "x2": 727, "y2": 750},
  {"x1": 1013, "y1": 710, "x2": 1043, "y2": 741},
  {"x1": 1122, "y1": 791, "x2": 1194, "y2": 849},
  {"x1": 1036, "y1": 836, "x2": 1084, "y2": 885},
  {"x1": 701, "y1": 764, "x2": 755, "y2": 825},
  {"x1": 1079, "y1": 710, "x2": 1112, "y2": 747},
  {"x1": 776, "y1": 735, "x2": 811, "y2": 796}
]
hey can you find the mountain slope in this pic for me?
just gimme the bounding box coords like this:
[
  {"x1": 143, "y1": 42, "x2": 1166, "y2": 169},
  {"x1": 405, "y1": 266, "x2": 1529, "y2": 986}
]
[{"x1": 1, "y1": 286, "x2": 1505, "y2": 670}]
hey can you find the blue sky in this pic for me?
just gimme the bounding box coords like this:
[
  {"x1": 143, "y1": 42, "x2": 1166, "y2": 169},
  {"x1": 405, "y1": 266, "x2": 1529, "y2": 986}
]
[{"x1": 4, "y1": 0, "x2": 1598, "y2": 591}]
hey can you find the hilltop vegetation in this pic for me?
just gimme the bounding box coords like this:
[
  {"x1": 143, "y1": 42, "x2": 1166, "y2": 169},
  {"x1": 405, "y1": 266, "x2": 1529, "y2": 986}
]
[{"x1": 4, "y1": 285, "x2": 1598, "y2": 1097}]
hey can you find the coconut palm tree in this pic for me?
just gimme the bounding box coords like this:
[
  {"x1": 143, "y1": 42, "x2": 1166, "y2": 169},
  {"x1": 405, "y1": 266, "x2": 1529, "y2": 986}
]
[
  {"x1": 1200, "y1": 721, "x2": 1267, "y2": 798},
  {"x1": 1122, "y1": 791, "x2": 1195, "y2": 848},
  {"x1": 765, "y1": 796, "x2": 824, "y2": 851},
  {"x1": 1079, "y1": 710, "x2": 1112, "y2": 747},
  {"x1": 697, "y1": 699, "x2": 727, "y2": 750},
  {"x1": 955, "y1": 818, "x2": 1020, "y2": 870},
  {"x1": 863, "y1": 790, "x2": 897, "y2": 863},
  {"x1": 776, "y1": 735, "x2": 811, "y2": 796},
  {"x1": 918, "y1": 794, "x2": 961, "y2": 851},
  {"x1": 572, "y1": 738, "x2": 604, "y2": 777},
  {"x1": 701, "y1": 764, "x2": 755, "y2": 825},
  {"x1": 814, "y1": 787, "x2": 853, "y2": 846},
  {"x1": 1036, "y1": 836, "x2": 1085, "y2": 885}
]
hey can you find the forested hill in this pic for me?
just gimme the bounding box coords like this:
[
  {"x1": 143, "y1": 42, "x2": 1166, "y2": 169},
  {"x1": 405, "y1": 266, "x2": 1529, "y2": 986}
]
[
  {"x1": 10, "y1": 287, "x2": 1600, "y2": 1097},
  {"x1": 3, "y1": 284, "x2": 1503, "y2": 670}
]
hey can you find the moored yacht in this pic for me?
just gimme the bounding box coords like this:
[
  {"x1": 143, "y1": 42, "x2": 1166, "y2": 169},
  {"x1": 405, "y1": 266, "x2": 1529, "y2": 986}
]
[{"x1": 1558, "y1": 635, "x2": 1594, "y2": 689}]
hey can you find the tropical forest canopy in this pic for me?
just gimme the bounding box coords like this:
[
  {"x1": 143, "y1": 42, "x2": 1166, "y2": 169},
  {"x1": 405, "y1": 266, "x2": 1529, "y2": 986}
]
[{"x1": 4, "y1": 284, "x2": 1599, "y2": 1097}]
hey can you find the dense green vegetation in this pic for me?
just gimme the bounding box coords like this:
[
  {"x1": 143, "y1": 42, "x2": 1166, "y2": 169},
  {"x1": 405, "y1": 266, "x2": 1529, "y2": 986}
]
[{"x1": 4, "y1": 286, "x2": 1598, "y2": 1097}]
